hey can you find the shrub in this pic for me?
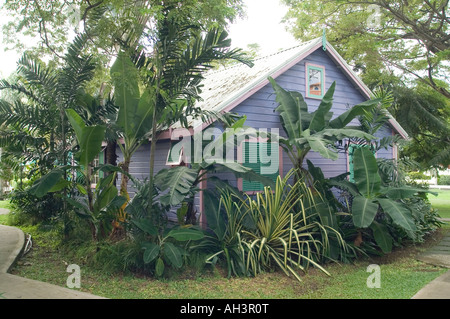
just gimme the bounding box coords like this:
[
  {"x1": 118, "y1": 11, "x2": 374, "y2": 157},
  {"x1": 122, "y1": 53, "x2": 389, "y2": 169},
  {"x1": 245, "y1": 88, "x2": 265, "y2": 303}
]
[
  {"x1": 242, "y1": 172, "x2": 347, "y2": 281},
  {"x1": 408, "y1": 171, "x2": 431, "y2": 180},
  {"x1": 8, "y1": 187, "x2": 64, "y2": 225},
  {"x1": 438, "y1": 175, "x2": 450, "y2": 185},
  {"x1": 195, "y1": 170, "x2": 348, "y2": 281}
]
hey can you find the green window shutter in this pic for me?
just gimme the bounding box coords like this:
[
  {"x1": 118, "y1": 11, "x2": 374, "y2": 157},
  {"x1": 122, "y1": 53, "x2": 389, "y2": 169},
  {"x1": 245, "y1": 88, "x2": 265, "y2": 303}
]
[
  {"x1": 242, "y1": 142, "x2": 279, "y2": 192},
  {"x1": 99, "y1": 150, "x2": 104, "y2": 179}
]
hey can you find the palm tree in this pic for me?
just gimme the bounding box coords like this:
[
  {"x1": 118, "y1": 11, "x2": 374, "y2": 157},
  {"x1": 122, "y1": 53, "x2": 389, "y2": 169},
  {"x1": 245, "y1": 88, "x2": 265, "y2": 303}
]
[{"x1": 113, "y1": 7, "x2": 254, "y2": 211}]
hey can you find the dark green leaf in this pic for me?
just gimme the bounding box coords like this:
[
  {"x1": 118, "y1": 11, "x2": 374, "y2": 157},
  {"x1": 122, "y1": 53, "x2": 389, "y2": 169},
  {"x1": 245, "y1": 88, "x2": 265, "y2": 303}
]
[
  {"x1": 132, "y1": 218, "x2": 158, "y2": 236},
  {"x1": 352, "y1": 195, "x2": 378, "y2": 228},
  {"x1": 142, "y1": 242, "x2": 160, "y2": 264},
  {"x1": 378, "y1": 198, "x2": 416, "y2": 234},
  {"x1": 353, "y1": 147, "x2": 381, "y2": 197},
  {"x1": 163, "y1": 242, "x2": 183, "y2": 268},
  {"x1": 167, "y1": 227, "x2": 204, "y2": 241},
  {"x1": 370, "y1": 221, "x2": 393, "y2": 253},
  {"x1": 29, "y1": 169, "x2": 64, "y2": 198}
]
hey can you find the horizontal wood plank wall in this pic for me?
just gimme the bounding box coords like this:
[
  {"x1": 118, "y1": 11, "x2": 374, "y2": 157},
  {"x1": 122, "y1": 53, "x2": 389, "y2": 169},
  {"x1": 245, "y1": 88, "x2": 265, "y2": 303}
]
[
  {"x1": 116, "y1": 140, "x2": 171, "y2": 198},
  {"x1": 115, "y1": 47, "x2": 396, "y2": 224}
]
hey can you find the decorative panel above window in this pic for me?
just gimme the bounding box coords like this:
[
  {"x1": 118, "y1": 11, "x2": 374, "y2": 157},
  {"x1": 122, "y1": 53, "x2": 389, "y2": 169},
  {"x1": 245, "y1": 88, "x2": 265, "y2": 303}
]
[{"x1": 306, "y1": 63, "x2": 325, "y2": 99}]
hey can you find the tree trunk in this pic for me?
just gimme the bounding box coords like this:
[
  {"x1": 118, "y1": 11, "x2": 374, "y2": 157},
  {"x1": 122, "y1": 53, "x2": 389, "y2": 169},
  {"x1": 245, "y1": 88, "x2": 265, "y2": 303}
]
[{"x1": 110, "y1": 157, "x2": 130, "y2": 240}]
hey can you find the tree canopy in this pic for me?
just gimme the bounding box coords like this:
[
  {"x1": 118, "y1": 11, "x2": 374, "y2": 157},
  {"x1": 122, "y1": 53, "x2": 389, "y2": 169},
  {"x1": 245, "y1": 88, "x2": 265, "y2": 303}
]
[
  {"x1": 1, "y1": 0, "x2": 245, "y2": 62},
  {"x1": 282, "y1": 0, "x2": 450, "y2": 99}
]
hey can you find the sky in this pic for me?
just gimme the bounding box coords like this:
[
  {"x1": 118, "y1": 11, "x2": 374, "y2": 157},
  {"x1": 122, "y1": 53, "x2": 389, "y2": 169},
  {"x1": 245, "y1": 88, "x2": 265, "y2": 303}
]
[
  {"x1": 228, "y1": 0, "x2": 297, "y2": 53},
  {"x1": 0, "y1": 0, "x2": 297, "y2": 78}
]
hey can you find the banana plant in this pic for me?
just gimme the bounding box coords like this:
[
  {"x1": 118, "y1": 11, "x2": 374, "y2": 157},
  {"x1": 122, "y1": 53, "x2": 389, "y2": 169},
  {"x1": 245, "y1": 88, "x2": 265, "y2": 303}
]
[
  {"x1": 336, "y1": 147, "x2": 429, "y2": 253},
  {"x1": 132, "y1": 218, "x2": 204, "y2": 277},
  {"x1": 28, "y1": 108, "x2": 128, "y2": 240},
  {"x1": 110, "y1": 51, "x2": 155, "y2": 200},
  {"x1": 268, "y1": 77, "x2": 379, "y2": 174}
]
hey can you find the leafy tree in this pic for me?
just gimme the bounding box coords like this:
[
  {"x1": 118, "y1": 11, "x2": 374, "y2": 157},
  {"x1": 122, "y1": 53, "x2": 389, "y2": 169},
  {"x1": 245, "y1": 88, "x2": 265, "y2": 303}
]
[
  {"x1": 1, "y1": 0, "x2": 245, "y2": 66},
  {"x1": 282, "y1": 0, "x2": 450, "y2": 99},
  {"x1": 129, "y1": 7, "x2": 253, "y2": 208},
  {"x1": 389, "y1": 82, "x2": 450, "y2": 169},
  {"x1": 0, "y1": 33, "x2": 100, "y2": 179}
]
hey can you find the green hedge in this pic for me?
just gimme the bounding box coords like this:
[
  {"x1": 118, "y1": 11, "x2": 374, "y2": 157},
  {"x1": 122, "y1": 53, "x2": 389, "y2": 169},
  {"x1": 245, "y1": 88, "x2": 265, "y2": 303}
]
[
  {"x1": 408, "y1": 171, "x2": 431, "y2": 180},
  {"x1": 438, "y1": 175, "x2": 450, "y2": 185}
]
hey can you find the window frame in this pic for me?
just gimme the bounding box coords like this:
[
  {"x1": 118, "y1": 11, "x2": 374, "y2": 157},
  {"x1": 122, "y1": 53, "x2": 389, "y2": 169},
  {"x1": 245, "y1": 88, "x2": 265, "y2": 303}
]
[
  {"x1": 347, "y1": 142, "x2": 377, "y2": 182},
  {"x1": 237, "y1": 137, "x2": 283, "y2": 195},
  {"x1": 305, "y1": 63, "x2": 325, "y2": 99}
]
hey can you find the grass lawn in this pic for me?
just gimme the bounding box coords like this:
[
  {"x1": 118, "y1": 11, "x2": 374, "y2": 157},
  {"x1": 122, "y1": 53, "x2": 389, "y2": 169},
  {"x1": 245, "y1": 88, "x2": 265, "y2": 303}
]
[
  {"x1": 0, "y1": 200, "x2": 11, "y2": 210},
  {"x1": 429, "y1": 189, "x2": 450, "y2": 219},
  {"x1": 7, "y1": 223, "x2": 450, "y2": 299}
]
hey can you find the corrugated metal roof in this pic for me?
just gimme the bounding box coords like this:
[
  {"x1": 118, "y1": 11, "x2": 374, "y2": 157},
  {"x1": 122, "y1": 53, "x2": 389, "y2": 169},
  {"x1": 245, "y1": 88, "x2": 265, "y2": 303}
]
[
  {"x1": 168, "y1": 36, "x2": 408, "y2": 139},
  {"x1": 170, "y1": 37, "x2": 323, "y2": 130}
]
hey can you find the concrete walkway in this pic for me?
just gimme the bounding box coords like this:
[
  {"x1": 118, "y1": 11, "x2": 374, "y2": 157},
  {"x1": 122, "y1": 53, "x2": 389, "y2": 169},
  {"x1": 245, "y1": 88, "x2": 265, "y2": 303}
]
[
  {"x1": 412, "y1": 219, "x2": 450, "y2": 299},
  {"x1": 0, "y1": 212, "x2": 105, "y2": 299}
]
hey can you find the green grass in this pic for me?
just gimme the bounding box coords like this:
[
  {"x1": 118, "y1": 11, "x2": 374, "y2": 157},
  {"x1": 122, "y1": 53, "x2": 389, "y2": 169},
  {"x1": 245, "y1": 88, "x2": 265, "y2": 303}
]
[
  {"x1": 0, "y1": 200, "x2": 11, "y2": 210},
  {"x1": 7, "y1": 222, "x2": 449, "y2": 299},
  {"x1": 4, "y1": 193, "x2": 450, "y2": 299},
  {"x1": 429, "y1": 189, "x2": 450, "y2": 219},
  {"x1": 0, "y1": 200, "x2": 11, "y2": 225}
]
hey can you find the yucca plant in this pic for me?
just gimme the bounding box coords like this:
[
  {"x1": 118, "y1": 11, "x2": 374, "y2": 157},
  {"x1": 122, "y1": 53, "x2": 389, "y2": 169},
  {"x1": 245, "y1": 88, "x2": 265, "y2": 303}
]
[{"x1": 241, "y1": 170, "x2": 347, "y2": 281}]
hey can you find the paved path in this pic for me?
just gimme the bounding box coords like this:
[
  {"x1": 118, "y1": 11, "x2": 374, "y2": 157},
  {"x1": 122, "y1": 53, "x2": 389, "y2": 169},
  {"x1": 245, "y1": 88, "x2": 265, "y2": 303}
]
[
  {"x1": 0, "y1": 222, "x2": 105, "y2": 299},
  {"x1": 412, "y1": 219, "x2": 450, "y2": 299}
]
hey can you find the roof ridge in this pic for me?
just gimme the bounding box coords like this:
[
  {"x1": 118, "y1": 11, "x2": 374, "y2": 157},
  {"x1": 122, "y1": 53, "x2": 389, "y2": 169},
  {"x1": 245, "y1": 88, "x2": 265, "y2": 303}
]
[{"x1": 207, "y1": 37, "x2": 321, "y2": 76}]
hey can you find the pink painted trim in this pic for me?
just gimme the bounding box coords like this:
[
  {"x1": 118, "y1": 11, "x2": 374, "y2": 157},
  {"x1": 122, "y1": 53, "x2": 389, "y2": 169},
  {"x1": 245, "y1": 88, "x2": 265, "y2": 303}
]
[
  {"x1": 236, "y1": 138, "x2": 283, "y2": 194},
  {"x1": 325, "y1": 46, "x2": 372, "y2": 98},
  {"x1": 198, "y1": 170, "x2": 207, "y2": 229},
  {"x1": 305, "y1": 62, "x2": 326, "y2": 100}
]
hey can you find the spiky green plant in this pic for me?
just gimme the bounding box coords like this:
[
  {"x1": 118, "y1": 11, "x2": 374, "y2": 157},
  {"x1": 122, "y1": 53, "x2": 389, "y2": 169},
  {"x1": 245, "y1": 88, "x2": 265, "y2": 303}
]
[{"x1": 241, "y1": 170, "x2": 347, "y2": 281}]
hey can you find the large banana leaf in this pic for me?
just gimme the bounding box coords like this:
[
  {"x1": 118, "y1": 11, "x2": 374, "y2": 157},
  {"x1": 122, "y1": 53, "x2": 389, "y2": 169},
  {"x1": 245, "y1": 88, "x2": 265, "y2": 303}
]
[
  {"x1": 378, "y1": 198, "x2": 416, "y2": 235},
  {"x1": 167, "y1": 227, "x2": 204, "y2": 241},
  {"x1": 328, "y1": 98, "x2": 381, "y2": 129},
  {"x1": 163, "y1": 242, "x2": 183, "y2": 268},
  {"x1": 269, "y1": 77, "x2": 305, "y2": 142},
  {"x1": 370, "y1": 221, "x2": 393, "y2": 253},
  {"x1": 154, "y1": 166, "x2": 199, "y2": 207},
  {"x1": 353, "y1": 147, "x2": 381, "y2": 197},
  {"x1": 29, "y1": 168, "x2": 64, "y2": 198},
  {"x1": 110, "y1": 51, "x2": 141, "y2": 139},
  {"x1": 351, "y1": 195, "x2": 379, "y2": 228},
  {"x1": 66, "y1": 109, "x2": 106, "y2": 167},
  {"x1": 303, "y1": 135, "x2": 339, "y2": 160},
  {"x1": 77, "y1": 126, "x2": 106, "y2": 168},
  {"x1": 309, "y1": 82, "x2": 335, "y2": 132}
]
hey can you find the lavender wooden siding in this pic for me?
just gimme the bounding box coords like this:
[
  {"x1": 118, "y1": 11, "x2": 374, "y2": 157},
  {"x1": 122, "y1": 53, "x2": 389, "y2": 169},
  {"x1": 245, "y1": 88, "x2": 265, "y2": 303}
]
[
  {"x1": 118, "y1": 46, "x2": 396, "y2": 223},
  {"x1": 116, "y1": 140, "x2": 171, "y2": 198},
  {"x1": 227, "y1": 47, "x2": 393, "y2": 180}
]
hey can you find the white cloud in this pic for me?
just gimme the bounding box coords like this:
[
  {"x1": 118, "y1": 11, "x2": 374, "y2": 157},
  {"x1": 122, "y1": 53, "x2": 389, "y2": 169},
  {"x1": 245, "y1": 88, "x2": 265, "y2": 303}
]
[{"x1": 228, "y1": 0, "x2": 297, "y2": 53}]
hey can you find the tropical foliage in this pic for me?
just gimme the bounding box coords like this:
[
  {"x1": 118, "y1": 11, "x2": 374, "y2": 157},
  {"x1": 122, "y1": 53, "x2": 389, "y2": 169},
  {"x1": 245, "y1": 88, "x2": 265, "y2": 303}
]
[
  {"x1": 268, "y1": 77, "x2": 377, "y2": 174},
  {"x1": 0, "y1": 0, "x2": 443, "y2": 284}
]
